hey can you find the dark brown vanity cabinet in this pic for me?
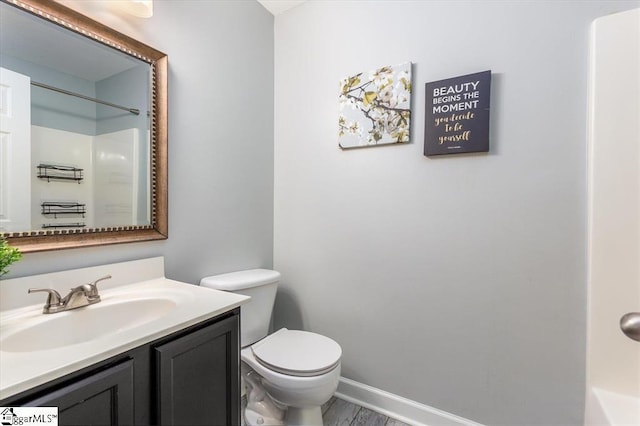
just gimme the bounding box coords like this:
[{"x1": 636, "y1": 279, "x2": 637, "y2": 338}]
[
  {"x1": 155, "y1": 314, "x2": 240, "y2": 426},
  {"x1": 24, "y1": 359, "x2": 135, "y2": 426},
  {"x1": 0, "y1": 309, "x2": 240, "y2": 426}
]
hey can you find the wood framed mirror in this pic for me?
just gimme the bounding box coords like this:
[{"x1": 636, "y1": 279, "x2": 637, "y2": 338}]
[{"x1": 0, "y1": 0, "x2": 167, "y2": 253}]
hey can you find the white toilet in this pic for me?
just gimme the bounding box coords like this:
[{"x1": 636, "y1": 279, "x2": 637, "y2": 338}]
[{"x1": 200, "y1": 269, "x2": 342, "y2": 426}]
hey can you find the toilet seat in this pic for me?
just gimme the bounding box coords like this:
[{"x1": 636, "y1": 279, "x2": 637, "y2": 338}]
[{"x1": 251, "y1": 328, "x2": 341, "y2": 377}]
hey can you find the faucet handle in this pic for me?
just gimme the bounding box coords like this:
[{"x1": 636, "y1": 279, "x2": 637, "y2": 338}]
[
  {"x1": 86, "y1": 275, "x2": 111, "y2": 300},
  {"x1": 28, "y1": 288, "x2": 63, "y2": 310}
]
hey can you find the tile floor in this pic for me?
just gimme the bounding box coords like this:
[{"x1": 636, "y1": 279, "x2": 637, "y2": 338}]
[
  {"x1": 242, "y1": 395, "x2": 411, "y2": 426},
  {"x1": 322, "y1": 397, "x2": 411, "y2": 426}
]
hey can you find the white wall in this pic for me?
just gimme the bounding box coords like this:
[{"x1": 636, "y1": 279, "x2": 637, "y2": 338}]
[
  {"x1": 272, "y1": 1, "x2": 639, "y2": 425},
  {"x1": 6, "y1": 0, "x2": 274, "y2": 285}
]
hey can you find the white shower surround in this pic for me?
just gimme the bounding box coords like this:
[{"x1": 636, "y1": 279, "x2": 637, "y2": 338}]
[{"x1": 585, "y1": 8, "x2": 640, "y2": 426}]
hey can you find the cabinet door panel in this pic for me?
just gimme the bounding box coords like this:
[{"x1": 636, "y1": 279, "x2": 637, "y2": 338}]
[
  {"x1": 24, "y1": 359, "x2": 134, "y2": 426},
  {"x1": 155, "y1": 315, "x2": 239, "y2": 426}
]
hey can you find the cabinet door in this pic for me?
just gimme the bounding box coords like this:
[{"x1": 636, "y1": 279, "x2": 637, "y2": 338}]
[
  {"x1": 155, "y1": 315, "x2": 239, "y2": 426},
  {"x1": 24, "y1": 359, "x2": 134, "y2": 426}
]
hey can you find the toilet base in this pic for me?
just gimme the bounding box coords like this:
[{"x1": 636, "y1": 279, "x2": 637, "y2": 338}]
[
  {"x1": 244, "y1": 406, "x2": 322, "y2": 426},
  {"x1": 245, "y1": 407, "x2": 285, "y2": 426},
  {"x1": 285, "y1": 406, "x2": 323, "y2": 426}
]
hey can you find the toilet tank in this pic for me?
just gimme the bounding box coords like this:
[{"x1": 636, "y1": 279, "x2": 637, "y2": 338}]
[{"x1": 200, "y1": 269, "x2": 280, "y2": 347}]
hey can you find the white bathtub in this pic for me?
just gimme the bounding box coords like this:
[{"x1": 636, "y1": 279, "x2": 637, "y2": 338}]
[{"x1": 585, "y1": 387, "x2": 640, "y2": 426}]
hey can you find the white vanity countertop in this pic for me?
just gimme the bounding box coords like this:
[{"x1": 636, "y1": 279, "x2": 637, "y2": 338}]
[{"x1": 0, "y1": 278, "x2": 249, "y2": 400}]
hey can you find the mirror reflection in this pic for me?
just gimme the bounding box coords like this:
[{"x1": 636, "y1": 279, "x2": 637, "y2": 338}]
[{"x1": 0, "y1": 1, "x2": 151, "y2": 233}]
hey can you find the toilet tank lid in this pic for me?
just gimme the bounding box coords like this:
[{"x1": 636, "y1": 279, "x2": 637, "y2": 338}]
[{"x1": 200, "y1": 269, "x2": 281, "y2": 290}]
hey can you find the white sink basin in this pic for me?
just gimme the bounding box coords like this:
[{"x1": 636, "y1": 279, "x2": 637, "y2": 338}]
[
  {"x1": 0, "y1": 275, "x2": 250, "y2": 401},
  {"x1": 1, "y1": 297, "x2": 177, "y2": 353}
]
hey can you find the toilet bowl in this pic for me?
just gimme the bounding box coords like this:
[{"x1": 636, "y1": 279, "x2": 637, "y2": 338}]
[
  {"x1": 242, "y1": 328, "x2": 341, "y2": 425},
  {"x1": 200, "y1": 270, "x2": 342, "y2": 426}
]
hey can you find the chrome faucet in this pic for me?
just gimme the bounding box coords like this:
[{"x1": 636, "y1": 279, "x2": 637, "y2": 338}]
[{"x1": 29, "y1": 275, "x2": 112, "y2": 314}]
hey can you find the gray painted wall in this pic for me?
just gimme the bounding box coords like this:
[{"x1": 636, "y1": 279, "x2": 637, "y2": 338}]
[
  {"x1": 272, "y1": 1, "x2": 639, "y2": 425},
  {"x1": 6, "y1": 0, "x2": 274, "y2": 285}
]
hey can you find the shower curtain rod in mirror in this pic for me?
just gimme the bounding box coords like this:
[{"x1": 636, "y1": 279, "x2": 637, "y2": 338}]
[{"x1": 31, "y1": 80, "x2": 141, "y2": 115}]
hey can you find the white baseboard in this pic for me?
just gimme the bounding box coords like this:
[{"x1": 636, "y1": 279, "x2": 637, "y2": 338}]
[{"x1": 335, "y1": 377, "x2": 484, "y2": 426}]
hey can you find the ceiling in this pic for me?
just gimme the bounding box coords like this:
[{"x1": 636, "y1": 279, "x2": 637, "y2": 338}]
[{"x1": 256, "y1": 0, "x2": 307, "y2": 15}]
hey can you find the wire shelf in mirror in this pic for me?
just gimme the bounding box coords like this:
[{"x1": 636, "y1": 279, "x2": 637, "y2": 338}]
[
  {"x1": 41, "y1": 223, "x2": 86, "y2": 229},
  {"x1": 41, "y1": 202, "x2": 86, "y2": 218},
  {"x1": 37, "y1": 164, "x2": 84, "y2": 183}
]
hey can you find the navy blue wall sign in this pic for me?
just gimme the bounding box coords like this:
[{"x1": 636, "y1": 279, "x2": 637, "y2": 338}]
[{"x1": 424, "y1": 70, "x2": 491, "y2": 156}]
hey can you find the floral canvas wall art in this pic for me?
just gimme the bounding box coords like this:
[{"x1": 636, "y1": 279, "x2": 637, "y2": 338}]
[{"x1": 339, "y1": 62, "x2": 412, "y2": 149}]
